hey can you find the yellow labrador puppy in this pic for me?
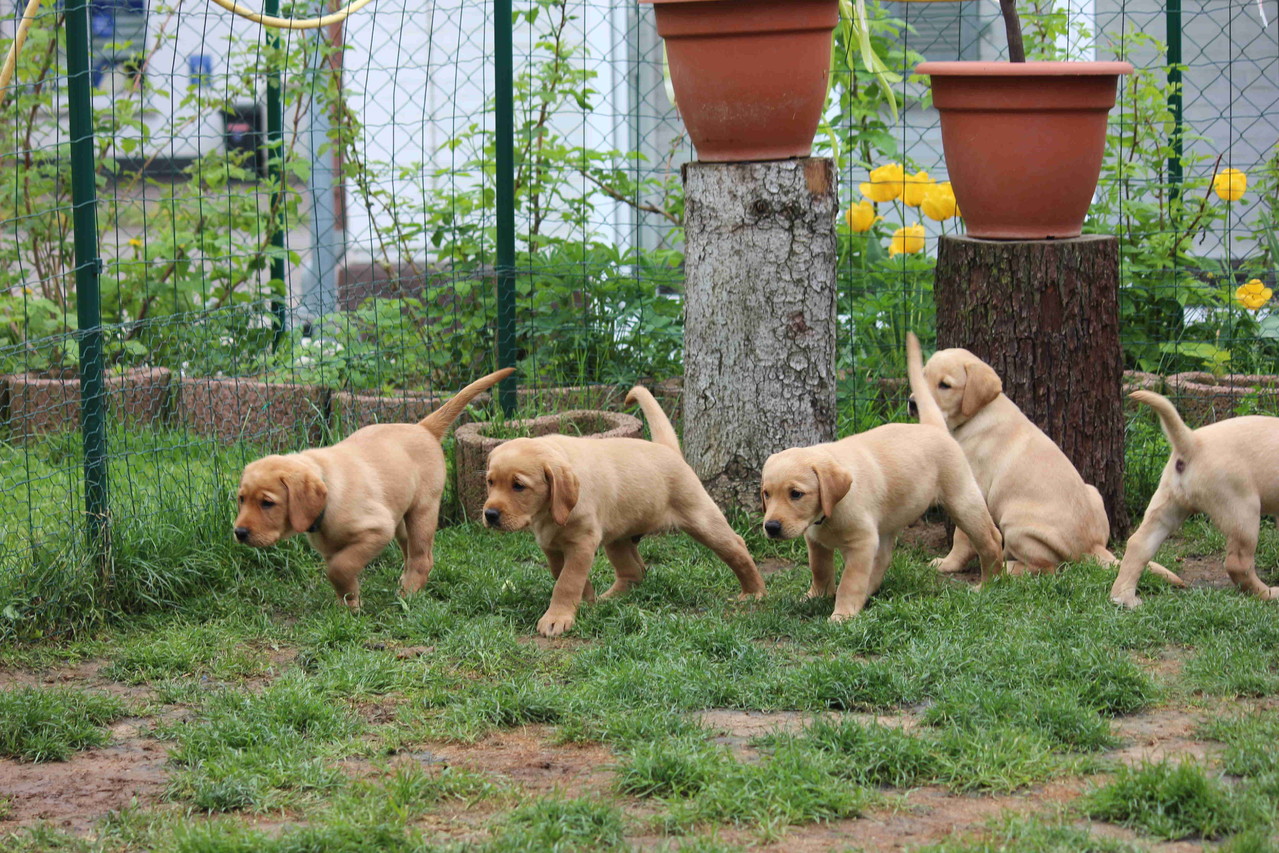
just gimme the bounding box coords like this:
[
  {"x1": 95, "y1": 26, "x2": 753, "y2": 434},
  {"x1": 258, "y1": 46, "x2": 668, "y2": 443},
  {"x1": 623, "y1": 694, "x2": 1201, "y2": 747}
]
[
  {"x1": 917, "y1": 344, "x2": 1184, "y2": 585},
  {"x1": 482, "y1": 386, "x2": 765, "y2": 637},
  {"x1": 1111, "y1": 391, "x2": 1279, "y2": 608},
  {"x1": 233, "y1": 367, "x2": 514, "y2": 609},
  {"x1": 760, "y1": 333, "x2": 1002, "y2": 620}
]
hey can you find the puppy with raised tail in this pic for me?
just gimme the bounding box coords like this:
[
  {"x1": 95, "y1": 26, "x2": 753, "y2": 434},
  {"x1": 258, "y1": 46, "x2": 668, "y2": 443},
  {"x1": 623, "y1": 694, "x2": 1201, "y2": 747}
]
[
  {"x1": 233, "y1": 367, "x2": 515, "y2": 609},
  {"x1": 760, "y1": 333, "x2": 1003, "y2": 620},
  {"x1": 482, "y1": 386, "x2": 765, "y2": 637},
  {"x1": 1111, "y1": 391, "x2": 1279, "y2": 608},
  {"x1": 915, "y1": 343, "x2": 1185, "y2": 586}
]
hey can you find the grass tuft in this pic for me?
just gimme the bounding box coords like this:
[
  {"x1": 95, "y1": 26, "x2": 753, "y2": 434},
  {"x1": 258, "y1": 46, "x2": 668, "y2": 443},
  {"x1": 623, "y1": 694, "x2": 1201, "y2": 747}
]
[
  {"x1": 0, "y1": 686, "x2": 126, "y2": 762},
  {"x1": 1086, "y1": 759, "x2": 1268, "y2": 840}
]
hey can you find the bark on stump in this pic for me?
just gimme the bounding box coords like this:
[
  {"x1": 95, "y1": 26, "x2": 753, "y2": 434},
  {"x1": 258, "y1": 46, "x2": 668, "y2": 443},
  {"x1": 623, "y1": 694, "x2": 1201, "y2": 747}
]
[
  {"x1": 682, "y1": 158, "x2": 838, "y2": 513},
  {"x1": 935, "y1": 234, "x2": 1129, "y2": 536}
]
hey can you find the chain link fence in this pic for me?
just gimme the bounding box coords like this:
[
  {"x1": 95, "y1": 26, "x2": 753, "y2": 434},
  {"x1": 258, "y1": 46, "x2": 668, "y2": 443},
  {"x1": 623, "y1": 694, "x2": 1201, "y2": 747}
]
[{"x1": 1, "y1": 0, "x2": 1276, "y2": 636}]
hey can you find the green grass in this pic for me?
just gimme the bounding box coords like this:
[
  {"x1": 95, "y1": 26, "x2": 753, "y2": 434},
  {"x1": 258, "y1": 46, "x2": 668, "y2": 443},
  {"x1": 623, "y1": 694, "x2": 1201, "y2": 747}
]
[
  {"x1": 2, "y1": 421, "x2": 1279, "y2": 847},
  {"x1": 0, "y1": 686, "x2": 126, "y2": 762},
  {"x1": 1086, "y1": 759, "x2": 1270, "y2": 840}
]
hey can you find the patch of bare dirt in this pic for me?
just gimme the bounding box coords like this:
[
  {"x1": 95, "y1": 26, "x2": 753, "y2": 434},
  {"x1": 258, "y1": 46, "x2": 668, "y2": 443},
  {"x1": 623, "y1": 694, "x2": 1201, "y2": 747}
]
[
  {"x1": 1111, "y1": 708, "x2": 1219, "y2": 766},
  {"x1": 0, "y1": 660, "x2": 153, "y2": 705},
  {"x1": 1165, "y1": 554, "x2": 1231, "y2": 590},
  {"x1": 0, "y1": 724, "x2": 169, "y2": 832},
  {"x1": 757, "y1": 557, "x2": 797, "y2": 576},
  {"x1": 898, "y1": 519, "x2": 951, "y2": 556},
  {"x1": 425, "y1": 725, "x2": 615, "y2": 797},
  {"x1": 699, "y1": 709, "x2": 920, "y2": 758}
]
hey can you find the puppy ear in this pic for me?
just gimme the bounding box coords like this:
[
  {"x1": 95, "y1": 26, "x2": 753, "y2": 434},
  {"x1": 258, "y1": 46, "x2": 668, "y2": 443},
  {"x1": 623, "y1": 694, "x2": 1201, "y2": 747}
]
[
  {"x1": 813, "y1": 457, "x2": 852, "y2": 519},
  {"x1": 961, "y1": 360, "x2": 1003, "y2": 418},
  {"x1": 282, "y1": 467, "x2": 327, "y2": 533},
  {"x1": 544, "y1": 459, "x2": 580, "y2": 526}
]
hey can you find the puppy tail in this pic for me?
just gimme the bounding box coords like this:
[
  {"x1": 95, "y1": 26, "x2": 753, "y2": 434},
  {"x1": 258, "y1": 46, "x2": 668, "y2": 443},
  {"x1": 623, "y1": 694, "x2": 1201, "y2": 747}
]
[
  {"x1": 906, "y1": 331, "x2": 945, "y2": 430},
  {"x1": 419, "y1": 367, "x2": 516, "y2": 440},
  {"x1": 1092, "y1": 545, "x2": 1186, "y2": 588},
  {"x1": 625, "y1": 385, "x2": 681, "y2": 454},
  {"x1": 1130, "y1": 390, "x2": 1197, "y2": 460}
]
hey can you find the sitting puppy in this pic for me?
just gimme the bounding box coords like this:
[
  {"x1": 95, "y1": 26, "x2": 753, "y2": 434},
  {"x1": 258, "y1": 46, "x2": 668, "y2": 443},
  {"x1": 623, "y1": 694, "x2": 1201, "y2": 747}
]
[
  {"x1": 482, "y1": 386, "x2": 765, "y2": 637},
  {"x1": 916, "y1": 343, "x2": 1183, "y2": 586},
  {"x1": 1111, "y1": 391, "x2": 1279, "y2": 608},
  {"x1": 233, "y1": 367, "x2": 514, "y2": 609},
  {"x1": 760, "y1": 333, "x2": 1003, "y2": 620}
]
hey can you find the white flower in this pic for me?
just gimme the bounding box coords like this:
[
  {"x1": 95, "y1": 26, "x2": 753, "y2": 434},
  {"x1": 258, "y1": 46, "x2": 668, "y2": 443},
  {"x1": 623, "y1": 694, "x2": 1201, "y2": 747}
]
[
  {"x1": 298, "y1": 355, "x2": 313, "y2": 366},
  {"x1": 300, "y1": 337, "x2": 313, "y2": 348},
  {"x1": 219, "y1": 335, "x2": 235, "y2": 346}
]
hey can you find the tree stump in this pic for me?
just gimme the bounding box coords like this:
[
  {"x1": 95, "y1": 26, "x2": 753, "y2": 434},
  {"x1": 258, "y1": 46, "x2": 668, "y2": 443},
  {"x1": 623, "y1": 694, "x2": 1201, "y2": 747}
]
[
  {"x1": 682, "y1": 158, "x2": 838, "y2": 513},
  {"x1": 934, "y1": 234, "x2": 1129, "y2": 536}
]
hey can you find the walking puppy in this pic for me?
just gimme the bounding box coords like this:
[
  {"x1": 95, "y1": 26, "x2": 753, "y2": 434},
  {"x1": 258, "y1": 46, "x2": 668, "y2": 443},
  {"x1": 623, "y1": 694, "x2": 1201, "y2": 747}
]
[
  {"x1": 759, "y1": 333, "x2": 1002, "y2": 620},
  {"x1": 1111, "y1": 391, "x2": 1279, "y2": 608},
  {"x1": 482, "y1": 386, "x2": 765, "y2": 637},
  {"x1": 233, "y1": 367, "x2": 514, "y2": 609},
  {"x1": 916, "y1": 344, "x2": 1184, "y2": 585}
]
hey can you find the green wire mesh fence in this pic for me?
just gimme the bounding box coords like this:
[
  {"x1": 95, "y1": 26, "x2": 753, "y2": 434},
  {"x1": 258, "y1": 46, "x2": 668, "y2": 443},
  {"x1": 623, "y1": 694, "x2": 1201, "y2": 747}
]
[{"x1": 0, "y1": 0, "x2": 1275, "y2": 636}]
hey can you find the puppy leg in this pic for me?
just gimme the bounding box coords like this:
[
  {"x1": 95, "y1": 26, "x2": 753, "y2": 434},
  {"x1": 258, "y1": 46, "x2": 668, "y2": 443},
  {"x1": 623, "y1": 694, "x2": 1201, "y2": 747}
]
[
  {"x1": 1110, "y1": 488, "x2": 1189, "y2": 608},
  {"x1": 601, "y1": 538, "x2": 646, "y2": 599},
  {"x1": 831, "y1": 538, "x2": 880, "y2": 621},
  {"x1": 867, "y1": 539, "x2": 894, "y2": 597},
  {"x1": 933, "y1": 529, "x2": 977, "y2": 574},
  {"x1": 547, "y1": 550, "x2": 595, "y2": 604},
  {"x1": 1001, "y1": 528, "x2": 1065, "y2": 576},
  {"x1": 397, "y1": 503, "x2": 440, "y2": 597},
  {"x1": 941, "y1": 480, "x2": 1003, "y2": 585},
  {"x1": 1206, "y1": 503, "x2": 1278, "y2": 600},
  {"x1": 679, "y1": 499, "x2": 765, "y2": 599},
  {"x1": 804, "y1": 539, "x2": 836, "y2": 599},
  {"x1": 539, "y1": 542, "x2": 599, "y2": 637},
  {"x1": 323, "y1": 535, "x2": 389, "y2": 610}
]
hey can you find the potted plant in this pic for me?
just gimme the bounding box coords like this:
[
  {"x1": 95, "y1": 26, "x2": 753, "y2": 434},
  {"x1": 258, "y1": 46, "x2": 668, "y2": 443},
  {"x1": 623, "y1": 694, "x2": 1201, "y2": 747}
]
[
  {"x1": 915, "y1": 0, "x2": 1132, "y2": 239},
  {"x1": 641, "y1": 0, "x2": 842, "y2": 162}
]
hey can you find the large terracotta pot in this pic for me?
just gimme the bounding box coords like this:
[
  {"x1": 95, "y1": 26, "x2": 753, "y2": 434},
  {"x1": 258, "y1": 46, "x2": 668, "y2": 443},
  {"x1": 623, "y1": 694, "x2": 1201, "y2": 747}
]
[
  {"x1": 2, "y1": 367, "x2": 172, "y2": 441},
  {"x1": 643, "y1": 0, "x2": 839, "y2": 162},
  {"x1": 915, "y1": 61, "x2": 1132, "y2": 239}
]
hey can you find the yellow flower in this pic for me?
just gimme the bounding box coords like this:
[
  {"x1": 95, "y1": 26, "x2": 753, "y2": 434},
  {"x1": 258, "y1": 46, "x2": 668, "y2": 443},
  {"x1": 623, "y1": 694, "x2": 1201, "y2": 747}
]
[
  {"x1": 889, "y1": 223, "x2": 926, "y2": 257},
  {"x1": 1236, "y1": 279, "x2": 1272, "y2": 311},
  {"x1": 920, "y1": 182, "x2": 959, "y2": 221},
  {"x1": 901, "y1": 170, "x2": 934, "y2": 207},
  {"x1": 1213, "y1": 168, "x2": 1246, "y2": 202},
  {"x1": 844, "y1": 200, "x2": 880, "y2": 233},
  {"x1": 127, "y1": 237, "x2": 143, "y2": 249},
  {"x1": 859, "y1": 162, "x2": 905, "y2": 203}
]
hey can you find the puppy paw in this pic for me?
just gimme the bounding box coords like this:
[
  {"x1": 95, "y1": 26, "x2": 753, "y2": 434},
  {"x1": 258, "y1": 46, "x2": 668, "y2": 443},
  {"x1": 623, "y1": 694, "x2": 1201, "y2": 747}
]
[
  {"x1": 828, "y1": 611, "x2": 859, "y2": 623},
  {"x1": 803, "y1": 586, "x2": 835, "y2": 600},
  {"x1": 931, "y1": 558, "x2": 966, "y2": 574},
  {"x1": 599, "y1": 581, "x2": 635, "y2": 600},
  {"x1": 736, "y1": 589, "x2": 766, "y2": 602},
  {"x1": 1262, "y1": 586, "x2": 1279, "y2": 602},
  {"x1": 1110, "y1": 592, "x2": 1143, "y2": 609},
  {"x1": 537, "y1": 609, "x2": 576, "y2": 638}
]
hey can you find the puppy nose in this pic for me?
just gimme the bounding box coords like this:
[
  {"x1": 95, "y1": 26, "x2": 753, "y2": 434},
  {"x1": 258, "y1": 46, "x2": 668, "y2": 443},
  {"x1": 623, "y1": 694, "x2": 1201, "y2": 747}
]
[
  {"x1": 483, "y1": 508, "x2": 500, "y2": 526},
  {"x1": 234, "y1": 526, "x2": 249, "y2": 543},
  {"x1": 764, "y1": 520, "x2": 782, "y2": 538}
]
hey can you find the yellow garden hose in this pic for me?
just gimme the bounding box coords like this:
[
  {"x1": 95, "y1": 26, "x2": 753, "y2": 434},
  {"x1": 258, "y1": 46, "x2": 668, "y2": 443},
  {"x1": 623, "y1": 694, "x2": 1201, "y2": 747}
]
[
  {"x1": 0, "y1": 0, "x2": 45, "y2": 100},
  {"x1": 0, "y1": 0, "x2": 374, "y2": 104}
]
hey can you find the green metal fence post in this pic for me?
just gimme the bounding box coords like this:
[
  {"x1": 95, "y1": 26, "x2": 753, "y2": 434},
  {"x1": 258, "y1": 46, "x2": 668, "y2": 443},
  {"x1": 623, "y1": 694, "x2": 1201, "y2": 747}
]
[
  {"x1": 65, "y1": 0, "x2": 110, "y2": 560},
  {"x1": 1166, "y1": 0, "x2": 1183, "y2": 204},
  {"x1": 267, "y1": 0, "x2": 288, "y2": 342},
  {"x1": 495, "y1": 0, "x2": 517, "y2": 414}
]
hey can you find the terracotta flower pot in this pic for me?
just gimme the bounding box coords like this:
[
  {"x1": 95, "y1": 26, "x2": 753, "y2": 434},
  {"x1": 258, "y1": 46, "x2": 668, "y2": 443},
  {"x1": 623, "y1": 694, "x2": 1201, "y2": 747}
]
[
  {"x1": 915, "y1": 61, "x2": 1132, "y2": 239},
  {"x1": 643, "y1": 0, "x2": 839, "y2": 162},
  {"x1": 1166, "y1": 372, "x2": 1279, "y2": 426},
  {"x1": 2, "y1": 367, "x2": 172, "y2": 441},
  {"x1": 454, "y1": 410, "x2": 644, "y2": 523},
  {"x1": 177, "y1": 377, "x2": 328, "y2": 449}
]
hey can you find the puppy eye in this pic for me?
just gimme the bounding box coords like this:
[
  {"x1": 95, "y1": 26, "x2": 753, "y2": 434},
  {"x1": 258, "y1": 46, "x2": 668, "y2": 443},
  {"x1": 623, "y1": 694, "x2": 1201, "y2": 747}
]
[
  {"x1": 762, "y1": 490, "x2": 769, "y2": 500},
  {"x1": 237, "y1": 495, "x2": 244, "y2": 504},
  {"x1": 486, "y1": 477, "x2": 494, "y2": 486},
  {"x1": 938, "y1": 381, "x2": 951, "y2": 390},
  {"x1": 261, "y1": 500, "x2": 275, "y2": 509},
  {"x1": 512, "y1": 481, "x2": 526, "y2": 492},
  {"x1": 789, "y1": 489, "x2": 804, "y2": 501}
]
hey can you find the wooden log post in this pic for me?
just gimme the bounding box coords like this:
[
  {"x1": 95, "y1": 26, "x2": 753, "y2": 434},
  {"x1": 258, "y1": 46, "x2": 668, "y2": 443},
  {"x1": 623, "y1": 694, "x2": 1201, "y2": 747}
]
[
  {"x1": 682, "y1": 158, "x2": 838, "y2": 513},
  {"x1": 934, "y1": 234, "x2": 1129, "y2": 537}
]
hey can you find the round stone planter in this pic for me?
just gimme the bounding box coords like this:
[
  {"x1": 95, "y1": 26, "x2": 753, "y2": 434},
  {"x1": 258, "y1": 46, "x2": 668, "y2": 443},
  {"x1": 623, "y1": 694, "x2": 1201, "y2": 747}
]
[
  {"x1": 177, "y1": 376, "x2": 329, "y2": 449},
  {"x1": 2, "y1": 366, "x2": 172, "y2": 441},
  {"x1": 1166, "y1": 372, "x2": 1279, "y2": 426},
  {"x1": 454, "y1": 409, "x2": 643, "y2": 523}
]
